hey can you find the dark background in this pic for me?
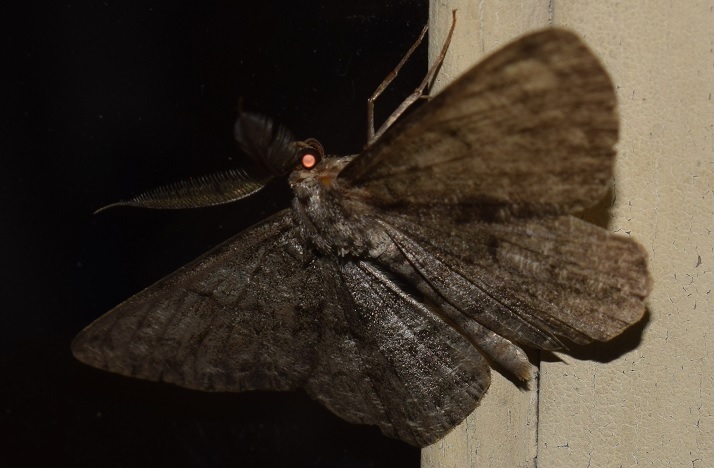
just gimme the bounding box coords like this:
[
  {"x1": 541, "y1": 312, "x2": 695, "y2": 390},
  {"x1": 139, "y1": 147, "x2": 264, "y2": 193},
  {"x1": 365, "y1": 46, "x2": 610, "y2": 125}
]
[{"x1": 2, "y1": 1, "x2": 428, "y2": 466}]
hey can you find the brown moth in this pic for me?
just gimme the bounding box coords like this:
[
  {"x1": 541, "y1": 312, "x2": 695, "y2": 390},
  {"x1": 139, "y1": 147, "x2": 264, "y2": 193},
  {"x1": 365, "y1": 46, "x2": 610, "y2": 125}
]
[{"x1": 73, "y1": 18, "x2": 651, "y2": 447}]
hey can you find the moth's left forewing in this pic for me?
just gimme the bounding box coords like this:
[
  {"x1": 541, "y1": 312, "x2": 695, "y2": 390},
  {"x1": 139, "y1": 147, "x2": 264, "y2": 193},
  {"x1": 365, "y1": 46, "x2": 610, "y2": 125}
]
[{"x1": 339, "y1": 29, "x2": 618, "y2": 216}]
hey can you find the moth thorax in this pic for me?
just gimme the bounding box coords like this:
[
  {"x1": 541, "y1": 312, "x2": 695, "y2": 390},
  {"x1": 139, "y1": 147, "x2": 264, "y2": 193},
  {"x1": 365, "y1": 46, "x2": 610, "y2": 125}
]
[{"x1": 291, "y1": 176, "x2": 388, "y2": 258}]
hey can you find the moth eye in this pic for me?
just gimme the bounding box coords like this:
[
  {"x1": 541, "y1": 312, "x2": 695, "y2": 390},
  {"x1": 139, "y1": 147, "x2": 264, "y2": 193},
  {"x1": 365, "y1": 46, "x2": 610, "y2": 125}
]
[
  {"x1": 295, "y1": 138, "x2": 324, "y2": 171},
  {"x1": 301, "y1": 152, "x2": 318, "y2": 169}
]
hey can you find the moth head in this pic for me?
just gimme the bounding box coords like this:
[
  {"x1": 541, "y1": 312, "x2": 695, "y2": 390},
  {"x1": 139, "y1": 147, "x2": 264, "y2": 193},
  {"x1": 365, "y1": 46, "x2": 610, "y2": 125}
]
[{"x1": 288, "y1": 137, "x2": 355, "y2": 200}]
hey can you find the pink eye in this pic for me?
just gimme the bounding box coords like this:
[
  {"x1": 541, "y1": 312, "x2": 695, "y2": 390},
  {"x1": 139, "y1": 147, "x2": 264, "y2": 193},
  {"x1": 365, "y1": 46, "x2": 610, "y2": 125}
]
[
  {"x1": 294, "y1": 138, "x2": 323, "y2": 170},
  {"x1": 301, "y1": 153, "x2": 318, "y2": 169}
]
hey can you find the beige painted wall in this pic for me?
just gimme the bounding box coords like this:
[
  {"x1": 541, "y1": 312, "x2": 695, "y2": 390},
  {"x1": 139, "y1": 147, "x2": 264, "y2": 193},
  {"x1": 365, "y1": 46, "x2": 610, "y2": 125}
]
[{"x1": 423, "y1": 1, "x2": 713, "y2": 467}]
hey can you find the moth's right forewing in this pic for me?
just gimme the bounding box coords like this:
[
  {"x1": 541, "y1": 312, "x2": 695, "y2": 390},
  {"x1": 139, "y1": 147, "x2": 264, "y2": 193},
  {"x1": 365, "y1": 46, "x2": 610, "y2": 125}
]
[
  {"x1": 72, "y1": 210, "x2": 320, "y2": 392},
  {"x1": 341, "y1": 29, "x2": 618, "y2": 216}
]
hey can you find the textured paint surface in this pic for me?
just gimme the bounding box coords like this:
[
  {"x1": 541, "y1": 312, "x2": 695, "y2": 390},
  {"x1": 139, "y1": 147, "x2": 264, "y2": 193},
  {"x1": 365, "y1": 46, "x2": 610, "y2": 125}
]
[{"x1": 425, "y1": 0, "x2": 713, "y2": 467}]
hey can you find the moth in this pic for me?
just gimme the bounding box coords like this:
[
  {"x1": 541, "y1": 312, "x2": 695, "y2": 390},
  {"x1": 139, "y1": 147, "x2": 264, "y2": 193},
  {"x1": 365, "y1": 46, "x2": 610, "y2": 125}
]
[{"x1": 73, "y1": 18, "x2": 651, "y2": 447}]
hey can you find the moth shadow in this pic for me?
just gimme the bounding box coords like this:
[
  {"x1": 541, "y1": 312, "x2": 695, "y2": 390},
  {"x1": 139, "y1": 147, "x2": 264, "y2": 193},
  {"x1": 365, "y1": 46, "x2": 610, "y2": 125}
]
[
  {"x1": 490, "y1": 308, "x2": 649, "y2": 389},
  {"x1": 577, "y1": 186, "x2": 612, "y2": 228},
  {"x1": 541, "y1": 308, "x2": 650, "y2": 364}
]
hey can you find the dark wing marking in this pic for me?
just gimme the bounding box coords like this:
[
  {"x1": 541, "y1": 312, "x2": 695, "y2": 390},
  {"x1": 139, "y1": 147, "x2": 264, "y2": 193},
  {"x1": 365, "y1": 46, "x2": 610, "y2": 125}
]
[
  {"x1": 304, "y1": 259, "x2": 490, "y2": 447},
  {"x1": 377, "y1": 212, "x2": 650, "y2": 349},
  {"x1": 339, "y1": 29, "x2": 617, "y2": 216},
  {"x1": 72, "y1": 210, "x2": 321, "y2": 392}
]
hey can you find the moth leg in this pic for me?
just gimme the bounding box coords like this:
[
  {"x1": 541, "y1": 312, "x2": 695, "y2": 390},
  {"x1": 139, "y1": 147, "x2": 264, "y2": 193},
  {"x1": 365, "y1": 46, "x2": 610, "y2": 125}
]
[
  {"x1": 367, "y1": 10, "x2": 457, "y2": 146},
  {"x1": 366, "y1": 24, "x2": 427, "y2": 144}
]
